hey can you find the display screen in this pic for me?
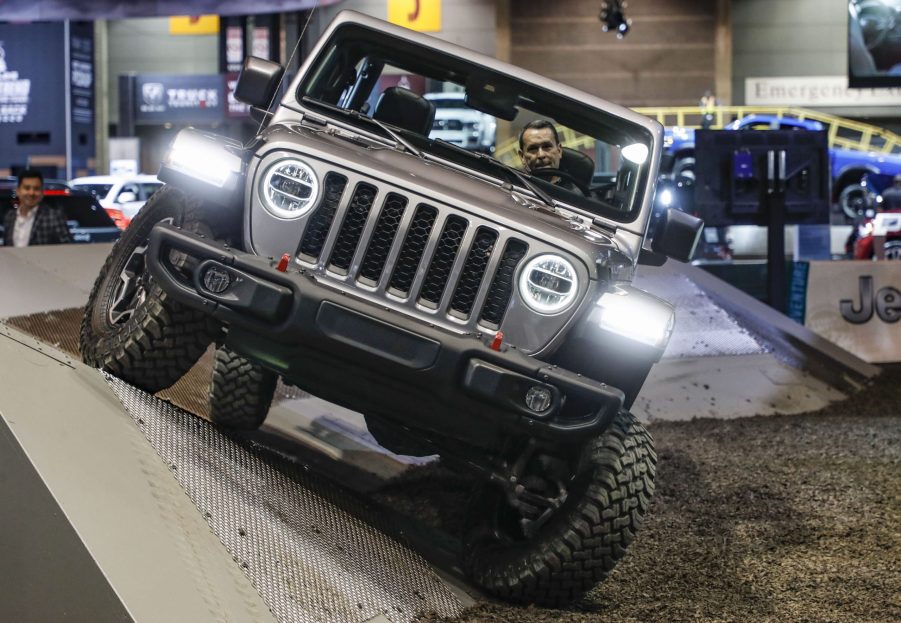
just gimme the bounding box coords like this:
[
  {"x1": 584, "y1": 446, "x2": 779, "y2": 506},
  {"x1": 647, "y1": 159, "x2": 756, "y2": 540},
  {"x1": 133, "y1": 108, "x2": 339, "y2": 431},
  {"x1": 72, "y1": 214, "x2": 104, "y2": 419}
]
[{"x1": 848, "y1": 0, "x2": 901, "y2": 88}]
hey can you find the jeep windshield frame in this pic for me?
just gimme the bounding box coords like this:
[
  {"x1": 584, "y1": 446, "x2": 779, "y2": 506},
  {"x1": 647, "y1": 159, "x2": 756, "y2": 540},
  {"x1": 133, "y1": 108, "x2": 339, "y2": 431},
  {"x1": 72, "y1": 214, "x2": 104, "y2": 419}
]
[{"x1": 292, "y1": 21, "x2": 656, "y2": 226}]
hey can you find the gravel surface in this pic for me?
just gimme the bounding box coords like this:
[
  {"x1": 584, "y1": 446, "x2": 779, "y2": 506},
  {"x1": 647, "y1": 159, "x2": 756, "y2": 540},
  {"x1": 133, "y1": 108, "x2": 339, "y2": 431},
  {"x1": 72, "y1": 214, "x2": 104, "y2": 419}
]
[
  {"x1": 416, "y1": 364, "x2": 901, "y2": 623},
  {"x1": 7, "y1": 309, "x2": 899, "y2": 622}
]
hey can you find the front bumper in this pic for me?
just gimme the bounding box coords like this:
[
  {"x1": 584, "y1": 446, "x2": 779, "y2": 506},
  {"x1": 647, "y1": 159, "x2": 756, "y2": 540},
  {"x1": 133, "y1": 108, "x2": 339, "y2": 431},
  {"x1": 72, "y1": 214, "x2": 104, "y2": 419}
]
[{"x1": 147, "y1": 223, "x2": 624, "y2": 441}]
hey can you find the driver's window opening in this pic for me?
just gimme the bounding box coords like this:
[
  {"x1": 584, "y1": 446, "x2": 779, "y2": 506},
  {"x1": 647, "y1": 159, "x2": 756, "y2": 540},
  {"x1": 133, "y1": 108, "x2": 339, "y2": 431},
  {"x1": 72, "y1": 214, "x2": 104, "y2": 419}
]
[{"x1": 300, "y1": 27, "x2": 653, "y2": 223}]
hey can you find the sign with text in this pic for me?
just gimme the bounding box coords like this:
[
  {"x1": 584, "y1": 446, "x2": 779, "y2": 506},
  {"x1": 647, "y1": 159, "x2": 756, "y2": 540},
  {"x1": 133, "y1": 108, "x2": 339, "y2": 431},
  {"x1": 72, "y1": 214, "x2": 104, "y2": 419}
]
[
  {"x1": 388, "y1": 0, "x2": 442, "y2": 32},
  {"x1": 802, "y1": 261, "x2": 900, "y2": 363},
  {"x1": 133, "y1": 74, "x2": 224, "y2": 124},
  {"x1": 746, "y1": 76, "x2": 901, "y2": 108}
]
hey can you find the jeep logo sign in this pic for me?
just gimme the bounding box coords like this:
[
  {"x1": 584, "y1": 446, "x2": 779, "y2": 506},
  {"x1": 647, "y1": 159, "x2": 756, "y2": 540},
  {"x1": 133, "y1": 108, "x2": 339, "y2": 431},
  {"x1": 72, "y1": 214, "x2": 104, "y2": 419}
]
[
  {"x1": 802, "y1": 261, "x2": 900, "y2": 363},
  {"x1": 840, "y1": 276, "x2": 900, "y2": 324}
]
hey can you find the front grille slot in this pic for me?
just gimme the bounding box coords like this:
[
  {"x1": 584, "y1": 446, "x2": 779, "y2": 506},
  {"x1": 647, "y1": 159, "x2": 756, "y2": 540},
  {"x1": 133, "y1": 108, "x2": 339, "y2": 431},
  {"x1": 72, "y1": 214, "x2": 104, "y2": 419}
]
[
  {"x1": 418, "y1": 215, "x2": 467, "y2": 308},
  {"x1": 328, "y1": 183, "x2": 377, "y2": 274},
  {"x1": 450, "y1": 227, "x2": 498, "y2": 319},
  {"x1": 388, "y1": 204, "x2": 438, "y2": 296},
  {"x1": 358, "y1": 193, "x2": 408, "y2": 285},
  {"x1": 480, "y1": 239, "x2": 529, "y2": 327},
  {"x1": 298, "y1": 172, "x2": 347, "y2": 261}
]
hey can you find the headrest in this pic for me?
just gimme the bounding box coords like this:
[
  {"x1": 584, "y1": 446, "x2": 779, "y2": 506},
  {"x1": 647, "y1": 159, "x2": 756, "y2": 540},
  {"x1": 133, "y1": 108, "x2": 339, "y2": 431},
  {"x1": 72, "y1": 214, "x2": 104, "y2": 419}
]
[
  {"x1": 560, "y1": 147, "x2": 595, "y2": 188},
  {"x1": 373, "y1": 87, "x2": 436, "y2": 135}
]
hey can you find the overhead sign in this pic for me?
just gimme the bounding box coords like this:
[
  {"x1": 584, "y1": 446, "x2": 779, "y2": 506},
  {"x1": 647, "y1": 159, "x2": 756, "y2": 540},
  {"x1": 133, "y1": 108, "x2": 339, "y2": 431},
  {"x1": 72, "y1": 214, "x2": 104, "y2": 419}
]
[
  {"x1": 388, "y1": 0, "x2": 442, "y2": 32},
  {"x1": 0, "y1": 40, "x2": 32, "y2": 124},
  {"x1": 746, "y1": 76, "x2": 901, "y2": 107},
  {"x1": 133, "y1": 74, "x2": 224, "y2": 124},
  {"x1": 169, "y1": 15, "x2": 220, "y2": 36},
  {"x1": 801, "y1": 261, "x2": 899, "y2": 363},
  {"x1": 0, "y1": 0, "x2": 340, "y2": 20}
]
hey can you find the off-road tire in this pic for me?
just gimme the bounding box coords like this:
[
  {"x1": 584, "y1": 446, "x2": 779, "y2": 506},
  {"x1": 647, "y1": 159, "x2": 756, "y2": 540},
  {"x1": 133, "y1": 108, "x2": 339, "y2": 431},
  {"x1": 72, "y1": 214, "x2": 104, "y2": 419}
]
[
  {"x1": 209, "y1": 345, "x2": 277, "y2": 430},
  {"x1": 80, "y1": 186, "x2": 225, "y2": 392},
  {"x1": 462, "y1": 409, "x2": 656, "y2": 607}
]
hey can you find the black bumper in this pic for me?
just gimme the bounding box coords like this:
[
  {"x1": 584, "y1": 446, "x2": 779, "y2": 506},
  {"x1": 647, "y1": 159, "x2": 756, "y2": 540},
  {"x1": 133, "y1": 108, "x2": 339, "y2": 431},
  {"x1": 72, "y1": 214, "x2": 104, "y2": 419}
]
[{"x1": 146, "y1": 223, "x2": 624, "y2": 442}]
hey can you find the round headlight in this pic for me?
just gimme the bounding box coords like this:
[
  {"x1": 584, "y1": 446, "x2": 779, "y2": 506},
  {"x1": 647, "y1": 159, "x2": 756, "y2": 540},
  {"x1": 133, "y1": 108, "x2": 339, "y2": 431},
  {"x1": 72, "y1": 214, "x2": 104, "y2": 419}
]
[
  {"x1": 518, "y1": 254, "x2": 579, "y2": 314},
  {"x1": 259, "y1": 158, "x2": 319, "y2": 219}
]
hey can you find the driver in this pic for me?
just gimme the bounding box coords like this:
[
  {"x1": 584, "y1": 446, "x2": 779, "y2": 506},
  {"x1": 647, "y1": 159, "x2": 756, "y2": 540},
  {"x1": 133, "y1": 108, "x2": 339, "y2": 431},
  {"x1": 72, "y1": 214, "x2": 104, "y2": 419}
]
[{"x1": 517, "y1": 119, "x2": 577, "y2": 191}]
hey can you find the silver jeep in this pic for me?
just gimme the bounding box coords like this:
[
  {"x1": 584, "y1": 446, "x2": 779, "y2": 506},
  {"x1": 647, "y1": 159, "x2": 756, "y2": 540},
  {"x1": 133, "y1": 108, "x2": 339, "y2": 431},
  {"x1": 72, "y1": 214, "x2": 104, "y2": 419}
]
[{"x1": 81, "y1": 11, "x2": 702, "y2": 607}]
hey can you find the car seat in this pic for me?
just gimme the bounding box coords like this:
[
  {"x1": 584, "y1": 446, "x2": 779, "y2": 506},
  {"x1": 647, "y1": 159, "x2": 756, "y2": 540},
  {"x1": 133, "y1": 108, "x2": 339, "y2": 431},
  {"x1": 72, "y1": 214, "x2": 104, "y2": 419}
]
[
  {"x1": 372, "y1": 87, "x2": 436, "y2": 135},
  {"x1": 560, "y1": 147, "x2": 595, "y2": 188}
]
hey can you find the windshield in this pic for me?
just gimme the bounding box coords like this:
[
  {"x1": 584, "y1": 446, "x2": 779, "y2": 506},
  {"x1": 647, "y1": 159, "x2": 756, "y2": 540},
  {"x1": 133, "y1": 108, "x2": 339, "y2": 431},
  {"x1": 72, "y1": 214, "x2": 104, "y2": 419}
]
[{"x1": 297, "y1": 24, "x2": 654, "y2": 224}]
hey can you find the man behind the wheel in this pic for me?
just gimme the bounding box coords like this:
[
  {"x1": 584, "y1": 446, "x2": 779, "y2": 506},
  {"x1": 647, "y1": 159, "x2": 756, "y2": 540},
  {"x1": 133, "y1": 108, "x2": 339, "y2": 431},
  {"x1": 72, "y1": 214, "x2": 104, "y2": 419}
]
[{"x1": 517, "y1": 119, "x2": 577, "y2": 192}]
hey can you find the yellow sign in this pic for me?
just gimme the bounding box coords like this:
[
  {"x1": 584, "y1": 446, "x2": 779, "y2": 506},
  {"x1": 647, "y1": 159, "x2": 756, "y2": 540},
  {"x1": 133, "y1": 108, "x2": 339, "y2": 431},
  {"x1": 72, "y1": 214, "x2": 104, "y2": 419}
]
[
  {"x1": 169, "y1": 15, "x2": 220, "y2": 36},
  {"x1": 387, "y1": 0, "x2": 441, "y2": 32}
]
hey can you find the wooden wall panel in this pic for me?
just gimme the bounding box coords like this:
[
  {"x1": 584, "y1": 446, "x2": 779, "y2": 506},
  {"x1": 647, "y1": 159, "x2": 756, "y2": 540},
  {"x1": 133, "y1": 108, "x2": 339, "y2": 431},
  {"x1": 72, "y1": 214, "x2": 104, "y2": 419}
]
[{"x1": 510, "y1": 0, "x2": 719, "y2": 106}]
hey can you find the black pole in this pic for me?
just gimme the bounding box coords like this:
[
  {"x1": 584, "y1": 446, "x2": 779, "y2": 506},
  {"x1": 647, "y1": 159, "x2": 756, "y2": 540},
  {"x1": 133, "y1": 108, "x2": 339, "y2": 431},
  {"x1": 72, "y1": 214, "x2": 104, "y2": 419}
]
[{"x1": 766, "y1": 149, "x2": 786, "y2": 313}]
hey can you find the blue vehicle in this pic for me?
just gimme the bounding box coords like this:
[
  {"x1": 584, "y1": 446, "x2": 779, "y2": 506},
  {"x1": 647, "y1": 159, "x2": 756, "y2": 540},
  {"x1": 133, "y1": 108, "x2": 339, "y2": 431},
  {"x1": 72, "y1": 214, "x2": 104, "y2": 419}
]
[{"x1": 662, "y1": 114, "x2": 901, "y2": 220}]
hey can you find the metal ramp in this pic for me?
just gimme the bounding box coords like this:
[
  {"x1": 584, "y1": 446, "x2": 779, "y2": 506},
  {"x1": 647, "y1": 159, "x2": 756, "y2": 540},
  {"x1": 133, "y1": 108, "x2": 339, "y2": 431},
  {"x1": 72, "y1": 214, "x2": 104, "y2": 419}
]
[{"x1": 0, "y1": 323, "x2": 466, "y2": 623}]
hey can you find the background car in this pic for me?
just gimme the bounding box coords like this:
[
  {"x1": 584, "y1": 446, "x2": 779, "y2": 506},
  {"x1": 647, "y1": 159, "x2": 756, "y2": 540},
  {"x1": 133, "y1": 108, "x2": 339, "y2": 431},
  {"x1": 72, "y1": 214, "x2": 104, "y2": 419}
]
[
  {"x1": 0, "y1": 185, "x2": 121, "y2": 245},
  {"x1": 424, "y1": 91, "x2": 497, "y2": 153},
  {"x1": 69, "y1": 174, "x2": 163, "y2": 229}
]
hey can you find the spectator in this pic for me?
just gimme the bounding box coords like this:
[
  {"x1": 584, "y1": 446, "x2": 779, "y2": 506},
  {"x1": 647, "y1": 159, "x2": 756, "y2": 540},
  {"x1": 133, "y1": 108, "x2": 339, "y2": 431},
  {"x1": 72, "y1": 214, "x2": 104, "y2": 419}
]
[
  {"x1": 882, "y1": 174, "x2": 901, "y2": 210},
  {"x1": 2, "y1": 169, "x2": 72, "y2": 247},
  {"x1": 700, "y1": 90, "x2": 717, "y2": 130}
]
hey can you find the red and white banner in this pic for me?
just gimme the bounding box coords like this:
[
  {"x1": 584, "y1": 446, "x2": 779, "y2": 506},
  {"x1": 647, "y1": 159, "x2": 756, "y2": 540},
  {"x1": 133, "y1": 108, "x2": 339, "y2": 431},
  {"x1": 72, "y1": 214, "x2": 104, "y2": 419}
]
[{"x1": 803, "y1": 261, "x2": 900, "y2": 363}]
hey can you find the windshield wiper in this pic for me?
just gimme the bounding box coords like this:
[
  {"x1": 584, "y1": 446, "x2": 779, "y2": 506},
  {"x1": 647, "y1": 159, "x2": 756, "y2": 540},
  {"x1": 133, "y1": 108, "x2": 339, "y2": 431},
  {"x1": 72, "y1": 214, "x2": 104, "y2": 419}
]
[
  {"x1": 433, "y1": 139, "x2": 555, "y2": 208},
  {"x1": 301, "y1": 96, "x2": 421, "y2": 158}
]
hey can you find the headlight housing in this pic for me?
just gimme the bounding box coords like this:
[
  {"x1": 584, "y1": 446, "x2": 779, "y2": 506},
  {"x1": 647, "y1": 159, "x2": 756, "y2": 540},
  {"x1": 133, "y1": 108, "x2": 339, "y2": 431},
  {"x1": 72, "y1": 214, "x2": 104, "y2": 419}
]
[
  {"x1": 518, "y1": 254, "x2": 579, "y2": 314},
  {"x1": 594, "y1": 286, "x2": 675, "y2": 350},
  {"x1": 259, "y1": 158, "x2": 319, "y2": 219},
  {"x1": 163, "y1": 129, "x2": 243, "y2": 188}
]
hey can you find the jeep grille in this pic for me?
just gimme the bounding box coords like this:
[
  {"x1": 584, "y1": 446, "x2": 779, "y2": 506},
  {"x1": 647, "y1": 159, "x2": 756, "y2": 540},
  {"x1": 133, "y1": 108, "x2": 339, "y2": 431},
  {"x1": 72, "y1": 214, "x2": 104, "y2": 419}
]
[{"x1": 295, "y1": 171, "x2": 536, "y2": 331}]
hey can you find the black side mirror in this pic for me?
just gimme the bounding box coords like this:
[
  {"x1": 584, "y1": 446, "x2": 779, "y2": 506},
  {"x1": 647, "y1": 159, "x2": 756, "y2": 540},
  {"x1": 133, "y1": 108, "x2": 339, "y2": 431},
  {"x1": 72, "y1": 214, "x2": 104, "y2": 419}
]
[
  {"x1": 235, "y1": 56, "x2": 285, "y2": 111},
  {"x1": 649, "y1": 208, "x2": 704, "y2": 263}
]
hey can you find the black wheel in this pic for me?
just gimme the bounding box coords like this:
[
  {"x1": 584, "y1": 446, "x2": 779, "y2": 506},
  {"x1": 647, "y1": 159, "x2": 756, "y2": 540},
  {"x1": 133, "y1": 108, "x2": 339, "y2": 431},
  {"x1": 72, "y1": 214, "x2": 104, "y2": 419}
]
[
  {"x1": 672, "y1": 156, "x2": 695, "y2": 183},
  {"x1": 208, "y1": 345, "x2": 277, "y2": 430},
  {"x1": 80, "y1": 186, "x2": 225, "y2": 392},
  {"x1": 884, "y1": 240, "x2": 901, "y2": 260},
  {"x1": 462, "y1": 410, "x2": 656, "y2": 607},
  {"x1": 839, "y1": 183, "x2": 876, "y2": 221}
]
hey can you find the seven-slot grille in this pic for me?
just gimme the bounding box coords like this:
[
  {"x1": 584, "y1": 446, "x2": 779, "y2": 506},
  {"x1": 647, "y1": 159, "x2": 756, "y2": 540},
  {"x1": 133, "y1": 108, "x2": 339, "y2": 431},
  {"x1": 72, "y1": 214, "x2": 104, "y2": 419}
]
[{"x1": 296, "y1": 172, "x2": 531, "y2": 329}]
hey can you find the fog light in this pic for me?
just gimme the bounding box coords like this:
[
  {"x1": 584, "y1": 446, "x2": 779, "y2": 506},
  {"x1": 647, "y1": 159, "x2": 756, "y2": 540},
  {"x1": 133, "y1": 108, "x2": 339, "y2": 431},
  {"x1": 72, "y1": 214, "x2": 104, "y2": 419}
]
[
  {"x1": 202, "y1": 265, "x2": 232, "y2": 294},
  {"x1": 525, "y1": 385, "x2": 553, "y2": 413}
]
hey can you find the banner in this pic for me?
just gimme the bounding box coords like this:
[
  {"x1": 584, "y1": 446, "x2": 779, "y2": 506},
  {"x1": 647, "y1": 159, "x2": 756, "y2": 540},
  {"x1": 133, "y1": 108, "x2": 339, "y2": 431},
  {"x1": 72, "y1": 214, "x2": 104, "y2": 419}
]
[
  {"x1": 169, "y1": 16, "x2": 220, "y2": 36},
  {"x1": 133, "y1": 74, "x2": 224, "y2": 125},
  {"x1": 0, "y1": 0, "x2": 339, "y2": 21},
  {"x1": 802, "y1": 261, "x2": 900, "y2": 363},
  {"x1": 388, "y1": 0, "x2": 442, "y2": 32}
]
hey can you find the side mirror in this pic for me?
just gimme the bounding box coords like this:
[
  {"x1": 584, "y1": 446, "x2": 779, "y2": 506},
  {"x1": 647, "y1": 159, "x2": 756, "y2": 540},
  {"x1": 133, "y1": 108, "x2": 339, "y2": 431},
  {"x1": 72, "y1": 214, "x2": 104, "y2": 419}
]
[
  {"x1": 649, "y1": 208, "x2": 704, "y2": 263},
  {"x1": 116, "y1": 191, "x2": 137, "y2": 204},
  {"x1": 235, "y1": 56, "x2": 285, "y2": 111}
]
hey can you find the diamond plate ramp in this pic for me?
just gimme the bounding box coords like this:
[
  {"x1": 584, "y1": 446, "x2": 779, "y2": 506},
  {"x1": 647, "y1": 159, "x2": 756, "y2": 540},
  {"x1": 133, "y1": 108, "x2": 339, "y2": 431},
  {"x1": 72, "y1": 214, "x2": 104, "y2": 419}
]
[{"x1": 104, "y1": 374, "x2": 464, "y2": 623}]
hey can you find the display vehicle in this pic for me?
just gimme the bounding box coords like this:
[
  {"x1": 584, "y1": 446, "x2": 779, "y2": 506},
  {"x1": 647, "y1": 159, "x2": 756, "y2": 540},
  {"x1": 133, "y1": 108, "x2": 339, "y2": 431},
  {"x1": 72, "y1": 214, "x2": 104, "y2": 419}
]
[{"x1": 80, "y1": 11, "x2": 702, "y2": 606}]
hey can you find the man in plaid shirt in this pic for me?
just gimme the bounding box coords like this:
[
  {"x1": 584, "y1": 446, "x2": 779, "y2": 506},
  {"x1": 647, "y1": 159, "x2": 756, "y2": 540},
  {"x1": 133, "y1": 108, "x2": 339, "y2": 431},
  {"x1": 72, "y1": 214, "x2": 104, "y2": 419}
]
[{"x1": 2, "y1": 169, "x2": 72, "y2": 247}]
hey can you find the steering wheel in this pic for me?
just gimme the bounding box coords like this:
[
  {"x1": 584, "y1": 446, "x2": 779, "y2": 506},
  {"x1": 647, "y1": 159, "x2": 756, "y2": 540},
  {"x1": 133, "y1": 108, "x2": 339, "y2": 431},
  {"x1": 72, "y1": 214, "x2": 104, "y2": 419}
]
[
  {"x1": 858, "y1": 0, "x2": 897, "y2": 50},
  {"x1": 528, "y1": 168, "x2": 592, "y2": 197}
]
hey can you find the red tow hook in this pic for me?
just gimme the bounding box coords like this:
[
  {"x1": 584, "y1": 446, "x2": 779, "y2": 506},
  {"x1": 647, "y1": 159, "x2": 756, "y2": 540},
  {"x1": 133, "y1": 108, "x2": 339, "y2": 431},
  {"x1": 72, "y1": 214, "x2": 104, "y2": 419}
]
[
  {"x1": 276, "y1": 253, "x2": 291, "y2": 272},
  {"x1": 490, "y1": 331, "x2": 504, "y2": 351}
]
